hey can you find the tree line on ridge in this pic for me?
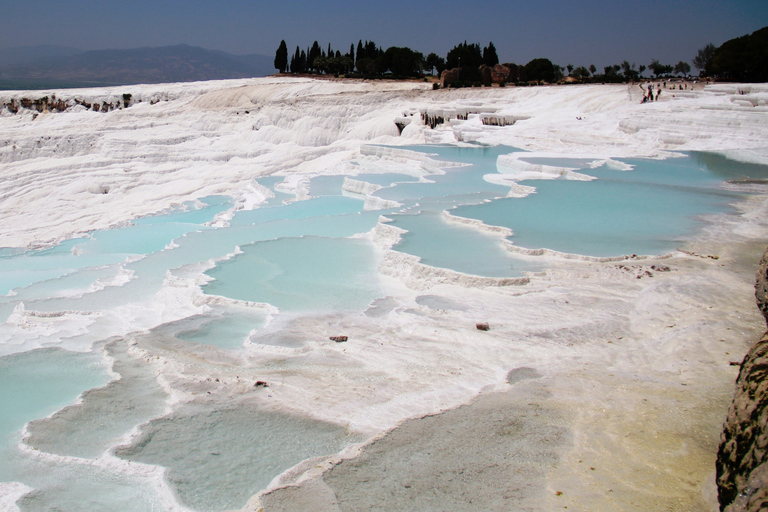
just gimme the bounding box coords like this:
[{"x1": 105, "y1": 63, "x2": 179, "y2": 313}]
[{"x1": 274, "y1": 26, "x2": 767, "y2": 86}]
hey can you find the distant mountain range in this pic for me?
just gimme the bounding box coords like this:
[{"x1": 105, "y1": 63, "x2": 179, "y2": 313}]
[{"x1": 0, "y1": 45, "x2": 274, "y2": 90}]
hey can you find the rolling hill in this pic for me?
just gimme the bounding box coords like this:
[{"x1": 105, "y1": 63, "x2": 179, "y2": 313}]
[{"x1": 0, "y1": 44, "x2": 274, "y2": 89}]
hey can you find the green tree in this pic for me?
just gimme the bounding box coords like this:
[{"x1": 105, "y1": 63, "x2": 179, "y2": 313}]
[
  {"x1": 356, "y1": 40, "x2": 364, "y2": 70},
  {"x1": 308, "y1": 41, "x2": 322, "y2": 72},
  {"x1": 446, "y1": 42, "x2": 483, "y2": 83},
  {"x1": 298, "y1": 49, "x2": 307, "y2": 73},
  {"x1": 601, "y1": 65, "x2": 622, "y2": 82},
  {"x1": 483, "y1": 42, "x2": 499, "y2": 66},
  {"x1": 589, "y1": 64, "x2": 596, "y2": 76},
  {"x1": 425, "y1": 53, "x2": 446, "y2": 75},
  {"x1": 673, "y1": 61, "x2": 691, "y2": 77},
  {"x1": 356, "y1": 57, "x2": 378, "y2": 75},
  {"x1": 380, "y1": 47, "x2": 424, "y2": 77},
  {"x1": 566, "y1": 64, "x2": 574, "y2": 76},
  {"x1": 648, "y1": 59, "x2": 672, "y2": 78},
  {"x1": 314, "y1": 55, "x2": 327, "y2": 74},
  {"x1": 274, "y1": 40, "x2": 288, "y2": 73},
  {"x1": 572, "y1": 66, "x2": 590, "y2": 81},
  {"x1": 552, "y1": 64, "x2": 564, "y2": 81},
  {"x1": 711, "y1": 27, "x2": 768, "y2": 82},
  {"x1": 620, "y1": 60, "x2": 639, "y2": 80},
  {"x1": 693, "y1": 43, "x2": 717, "y2": 75},
  {"x1": 523, "y1": 58, "x2": 555, "y2": 83},
  {"x1": 290, "y1": 46, "x2": 307, "y2": 73}
]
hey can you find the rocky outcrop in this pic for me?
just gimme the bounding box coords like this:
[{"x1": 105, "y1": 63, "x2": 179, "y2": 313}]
[
  {"x1": 2, "y1": 94, "x2": 132, "y2": 115},
  {"x1": 480, "y1": 64, "x2": 512, "y2": 85},
  {"x1": 439, "y1": 68, "x2": 460, "y2": 88},
  {"x1": 717, "y1": 332, "x2": 768, "y2": 511},
  {"x1": 756, "y1": 250, "x2": 768, "y2": 323},
  {"x1": 3, "y1": 96, "x2": 69, "y2": 114},
  {"x1": 717, "y1": 247, "x2": 768, "y2": 511},
  {"x1": 441, "y1": 64, "x2": 516, "y2": 88}
]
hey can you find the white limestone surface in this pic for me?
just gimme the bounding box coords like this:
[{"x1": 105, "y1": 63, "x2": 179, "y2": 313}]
[{"x1": 2, "y1": 77, "x2": 768, "y2": 511}]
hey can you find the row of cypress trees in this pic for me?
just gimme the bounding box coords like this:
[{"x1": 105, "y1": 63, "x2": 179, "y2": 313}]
[
  {"x1": 276, "y1": 26, "x2": 767, "y2": 83},
  {"x1": 274, "y1": 39, "x2": 500, "y2": 79}
]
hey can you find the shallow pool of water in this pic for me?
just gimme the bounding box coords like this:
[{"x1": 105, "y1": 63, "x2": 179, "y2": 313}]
[
  {"x1": 453, "y1": 155, "x2": 746, "y2": 256},
  {"x1": 396, "y1": 146, "x2": 764, "y2": 258},
  {"x1": 203, "y1": 236, "x2": 382, "y2": 312},
  {"x1": 115, "y1": 403, "x2": 362, "y2": 512},
  {"x1": 0, "y1": 144, "x2": 765, "y2": 512},
  {"x1": 0, "y1": 348, "x2": 109, "y2": 481}
]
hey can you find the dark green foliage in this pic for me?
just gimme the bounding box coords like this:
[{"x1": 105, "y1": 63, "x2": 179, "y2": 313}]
[
  {"x1": 354, "y1": 58, "x2": 377, "y2": 75},
  {"x1": 648, "y1": 59, "x2": 673, "y2": 77},
  {"x1": 356, "y1": 41, "x2": 363, "y2": 69},
  {"x1": 289, "y1": 46, "x2": 307, "y2": 73},
  {"x1": 380, "y1": 47, "x2": 424, "y2": 77},
  {"x1": 483, "y1": 42, "x2": 499, "y2": 67},
  {"x1": 523, "y1": 58, "x2": 555, "y2": 83},
  {"x1": 425, "y1": 53, "x2": 445, "y2": 76},
  {"x1": 273, "y1": 29, "x2": 768, "y2": 85},
  {"x1": 503, "y1": 63, "x2": 520, "y2": 83},
  {"x1": 309, "y1": 41, "x2": 321, "y2": 72},
  {"x1": 572, "y1": 66, "x2": 590, "y2": 81},
  {"x1": 674, "y1": 61, "x2": 691, "y2": 76},
  {"x1": 711, "y1": 26, "x2": 768, "y2": 82},
  {"x1": 620, "y1": 61, "x2": 646, "y2": 80},
  {"x1": 693, "y1": 43, "x2": 717, "y2": 75},
  {"x1": 351, "y1": 41, "x2": 383, "y2": 75},
  {"x1": 553, "y1": 65, "x2": 564, "y2": 82},
  {"x1": 274, "y1": 40, "x2": 288, "y2": 73},
  {"x1": 446, "y1": 42, "x2": 483, "y2": 83}
]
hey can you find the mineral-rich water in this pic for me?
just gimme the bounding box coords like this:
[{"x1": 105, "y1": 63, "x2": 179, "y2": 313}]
[
  {"x1": 1, "y1": 144, "x2": 765, "y2": 511},
  {"x1": 0, "y1": 349, "x2": 108, "y2": 481},
  {"x1": 203, "y1": 235, "x2": 382, "y2": 312},
  {"x1": 452, "y1": 153, "x2": 750, "y2": 257}
]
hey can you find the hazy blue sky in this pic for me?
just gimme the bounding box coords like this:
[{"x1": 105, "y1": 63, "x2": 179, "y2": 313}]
[{"x1": 2, "y1": 0, "x2": 766, "y2": 69}]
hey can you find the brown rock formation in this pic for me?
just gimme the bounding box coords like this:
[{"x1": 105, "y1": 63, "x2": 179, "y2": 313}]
[
  {"x1": 479, "y1": 64, "x2": 511, "y2": 85},
  {"x1": 440, "y1": 68, "x2": 460, "y2": 88},
  {"x1": 2, "y1": 93, "x2": 134, "y2": 115},
  {"x1": 503, "y1": 63, "x2": 520, "y2": 82},
  {"x1": 756, "y1": 249, "x2": 768, "y2": 324},
  {"x1": 717, "y1": 247, "x2": 768, "y2": 511}
]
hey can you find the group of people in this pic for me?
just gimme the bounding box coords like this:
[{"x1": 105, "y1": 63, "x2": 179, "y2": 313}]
[
  {"x1": 640, "y1": 83, "x2": 662, "y2": 103},
  {"x1": 638, "y1": 79, "x2": 701, "y2": 103}
]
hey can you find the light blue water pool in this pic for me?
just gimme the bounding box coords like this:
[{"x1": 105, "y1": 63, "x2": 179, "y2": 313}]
[
  {"x1": 175, "y1": 308, "x2": 268, "y2": 349},
  {"x1": 114, "y1": 403, "x2": 362, "y2": 512},
  {"x1": 391, "y1": 145, "x2": 767, "y2": 259},
  {"x1": 203, "y1": 236, "x2": 382, "y2": 312},
  {"x1": 0, "y1": 197, "x2": 229, "y2": 297},
  {"x1": 391, "y1": 211, "x2": 538, "y2": 277},
  {"x1": 0, "y1": 144, "x2": 765, "y2": 512},
  {"x1": 0, "y1": 349, "x2": 109, "y2": 481},
  {"x1": 354, "y1": 173, "x2": 419, "y2": 187},
  {"x1": 452, "y1": 155, "x2": 750, "y2": 257}
]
